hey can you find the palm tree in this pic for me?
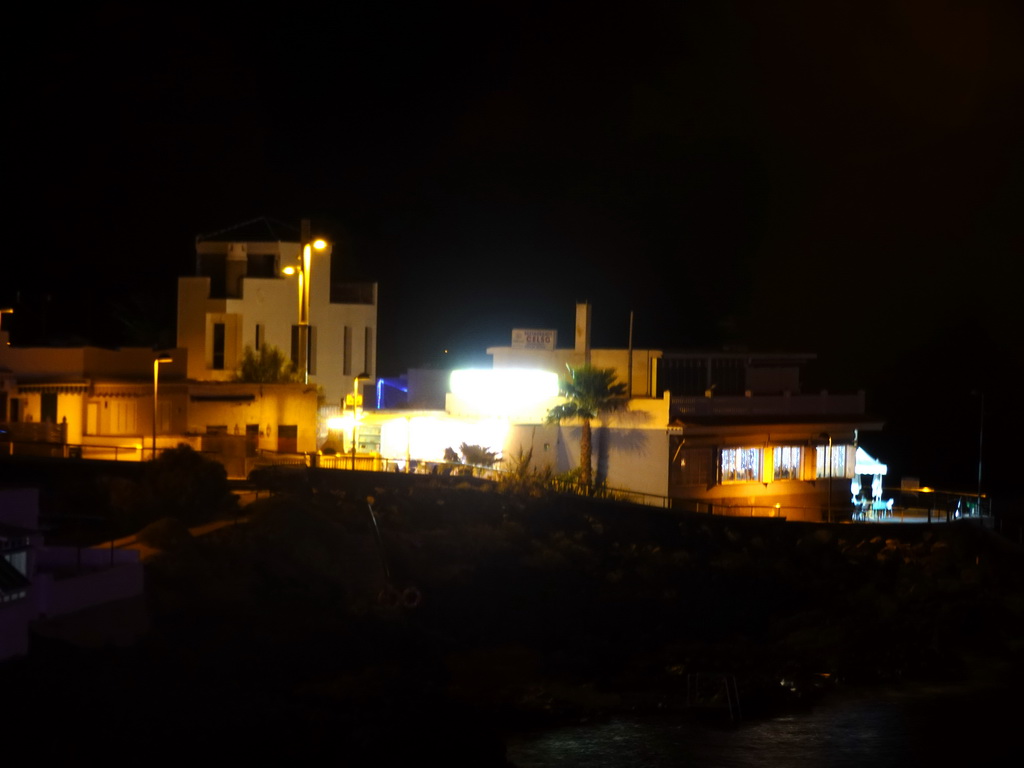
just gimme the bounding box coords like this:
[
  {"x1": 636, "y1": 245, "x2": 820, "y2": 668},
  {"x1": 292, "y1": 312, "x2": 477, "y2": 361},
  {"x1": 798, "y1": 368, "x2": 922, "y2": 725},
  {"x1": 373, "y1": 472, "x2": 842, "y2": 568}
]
[{"x1": 545, "y1": 364, "x2": 627, "y2": 488}]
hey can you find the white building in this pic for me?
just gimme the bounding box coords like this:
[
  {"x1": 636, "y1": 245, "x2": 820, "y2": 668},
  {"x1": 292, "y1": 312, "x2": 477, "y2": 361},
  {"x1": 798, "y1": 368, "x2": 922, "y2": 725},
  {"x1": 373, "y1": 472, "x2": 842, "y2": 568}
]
[
  {"x1": 479, "y1": 302, "x2": 889, "y2": 520},
  {"x1": 177, "y1": 218, "x2": 378, "y2": 405}
]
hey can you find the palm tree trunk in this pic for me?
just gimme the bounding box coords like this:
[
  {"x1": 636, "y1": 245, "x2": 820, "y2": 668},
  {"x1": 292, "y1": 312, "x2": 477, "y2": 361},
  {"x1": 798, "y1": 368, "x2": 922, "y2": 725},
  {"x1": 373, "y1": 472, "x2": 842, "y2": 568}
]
[{"x1": 580, "y1": 417, "x2": 592, "y2": 488}]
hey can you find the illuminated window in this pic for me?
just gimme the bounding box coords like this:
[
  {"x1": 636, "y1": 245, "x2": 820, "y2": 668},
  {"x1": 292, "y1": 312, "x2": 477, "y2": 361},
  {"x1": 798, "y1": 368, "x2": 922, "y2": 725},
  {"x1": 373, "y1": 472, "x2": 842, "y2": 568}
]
[
  {"x1": 721, "y1": 447, "x2": 762, "y2": 483},
  {"x1": 773, "y1": 446, "x2": 802, "y2": 480},
  {"x1": 816, "y1": 445, "x2": 849, "y2": 478}
]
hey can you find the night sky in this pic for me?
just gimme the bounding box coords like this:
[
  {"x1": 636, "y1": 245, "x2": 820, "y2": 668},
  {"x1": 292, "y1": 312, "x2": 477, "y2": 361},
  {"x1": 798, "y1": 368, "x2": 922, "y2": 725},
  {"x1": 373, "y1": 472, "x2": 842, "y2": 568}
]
[{"x1": 7, "y1": 2, "x2": 1023, "y2": 500}]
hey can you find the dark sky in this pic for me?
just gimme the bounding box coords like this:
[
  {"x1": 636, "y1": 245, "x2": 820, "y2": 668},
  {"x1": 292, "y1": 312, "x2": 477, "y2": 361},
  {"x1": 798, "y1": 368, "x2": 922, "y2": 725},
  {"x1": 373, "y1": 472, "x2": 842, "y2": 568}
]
[{"x1": 7, "y1": 1, "x2": 1023, "y2": 498}]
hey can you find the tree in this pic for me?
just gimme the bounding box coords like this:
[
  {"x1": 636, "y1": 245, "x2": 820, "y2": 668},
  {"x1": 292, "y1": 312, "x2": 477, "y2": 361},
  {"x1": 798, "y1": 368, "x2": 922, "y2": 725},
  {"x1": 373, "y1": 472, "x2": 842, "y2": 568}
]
[
  {"x1": 120, "y1": 444, "x2": 236, "y2": 530},
  {"x1": 545, "y1": 364, "x2": 627, "y2": 488},
  {"x1": 234, "y1": 344, "x2": 299, "y2": 383}
]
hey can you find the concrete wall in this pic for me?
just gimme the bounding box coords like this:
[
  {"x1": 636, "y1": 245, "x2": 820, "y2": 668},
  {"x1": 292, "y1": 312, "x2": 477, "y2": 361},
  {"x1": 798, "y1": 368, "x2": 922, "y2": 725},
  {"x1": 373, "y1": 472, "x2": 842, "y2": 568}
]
[
  {"x1": 34, "y1": 547, "x2": 144, "y2": 618},
  {"x1": 503, "y1": 394, "x2": 672, "y2": 499}
]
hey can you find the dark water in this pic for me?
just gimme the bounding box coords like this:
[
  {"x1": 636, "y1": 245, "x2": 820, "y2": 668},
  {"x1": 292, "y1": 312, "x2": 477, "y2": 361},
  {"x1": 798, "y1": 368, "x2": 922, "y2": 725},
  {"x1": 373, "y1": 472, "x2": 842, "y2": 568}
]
[{"x1": 506, "y1": 683, "x2": 1018, "y2": 767}]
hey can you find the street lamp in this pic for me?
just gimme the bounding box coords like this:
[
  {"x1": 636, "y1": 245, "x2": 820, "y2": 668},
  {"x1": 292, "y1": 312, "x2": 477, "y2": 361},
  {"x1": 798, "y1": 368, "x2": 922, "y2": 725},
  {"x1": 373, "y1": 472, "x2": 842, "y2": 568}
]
[
  {"x1": 0, "y1": 308, "x2": 12, "y2": 343},
  {"x1": 282, "y1": 220, "x2": 327, "y2": 385},
  {"x1": 349, "y1": 372, "x2": 368, "y2": 469},
  {"x1": 153, "y1": 355, "x2": 172, "y2": 459},
  {"x1": 819, "y1": 432, "x2": 833, "y2": 523},
  {"x1": 975, "y1": 390, "x2": 984, "y2": 516}
]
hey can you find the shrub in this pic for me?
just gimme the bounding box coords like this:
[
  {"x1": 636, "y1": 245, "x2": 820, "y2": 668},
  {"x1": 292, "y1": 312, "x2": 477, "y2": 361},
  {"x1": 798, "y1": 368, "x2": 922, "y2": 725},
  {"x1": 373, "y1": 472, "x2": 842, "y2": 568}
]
[{"x1": 140, "y1": 444, "x2": 236, "y2": 527}]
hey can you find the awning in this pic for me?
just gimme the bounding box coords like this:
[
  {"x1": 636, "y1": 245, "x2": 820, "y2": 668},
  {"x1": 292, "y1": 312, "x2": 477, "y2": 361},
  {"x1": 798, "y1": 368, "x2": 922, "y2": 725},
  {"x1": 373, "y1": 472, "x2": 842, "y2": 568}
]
[
  {"x1": 855, "y1": 447, "x2": 887, "y2": 475},
  {"x1": 16, "y1": 381, "x2": 90, "y2": 394}
]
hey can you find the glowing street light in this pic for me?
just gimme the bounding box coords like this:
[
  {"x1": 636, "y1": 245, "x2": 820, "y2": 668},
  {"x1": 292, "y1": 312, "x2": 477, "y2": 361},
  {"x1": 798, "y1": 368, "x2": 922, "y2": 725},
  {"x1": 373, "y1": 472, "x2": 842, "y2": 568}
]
[
  {"x1": 282, "y1": 220, "x2": 328, "y2": 384},
  {"x1": 152, "y1": 354, "x2": 173, "y2": 459},
  {"x1": 0, "y1": 308, "x2": 12, "y2": 346},
  {"x1": 349, "y1": 372, "x2": 369, "y2": 469}
]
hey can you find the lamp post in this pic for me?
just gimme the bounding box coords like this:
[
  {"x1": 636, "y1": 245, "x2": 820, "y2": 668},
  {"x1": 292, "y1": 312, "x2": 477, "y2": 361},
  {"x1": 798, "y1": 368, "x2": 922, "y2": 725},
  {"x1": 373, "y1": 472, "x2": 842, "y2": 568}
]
[
  {"x1": 349, "y1": 372, "x2": 368, "y2": 470},
  {"x1": 827, "y1": 435, "x2": 833, "y2": 523},
  {"x1": 282, "y1": 220, "x2": 327, "y2": 385},
  {"x1": 819, "y1": 432, "x2": 833, "y2": 523},
  {"x1": 152, "y1": 355, "x2": 172, "y2": 459},
  {"x1": 0, "y1": 308, "x2": 12, "y2": 344},
  {"x1": 975, "y1": 391, "x2": 984, "y2": 517}
]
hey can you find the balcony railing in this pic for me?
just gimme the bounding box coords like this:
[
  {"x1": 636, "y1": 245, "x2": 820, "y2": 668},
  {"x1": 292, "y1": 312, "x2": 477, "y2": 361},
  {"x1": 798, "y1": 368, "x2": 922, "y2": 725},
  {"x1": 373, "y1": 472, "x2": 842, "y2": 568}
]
[{"x1": 672, "y1": 392, "x2": 866, "y2": 418}]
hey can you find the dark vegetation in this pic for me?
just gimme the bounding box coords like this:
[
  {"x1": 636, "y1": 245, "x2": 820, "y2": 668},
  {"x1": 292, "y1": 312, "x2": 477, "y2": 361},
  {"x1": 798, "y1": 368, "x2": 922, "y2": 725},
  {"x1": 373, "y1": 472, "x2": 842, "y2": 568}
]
[{"x1": 2, "y1": 453, "x2": 1023, "y2": 765}]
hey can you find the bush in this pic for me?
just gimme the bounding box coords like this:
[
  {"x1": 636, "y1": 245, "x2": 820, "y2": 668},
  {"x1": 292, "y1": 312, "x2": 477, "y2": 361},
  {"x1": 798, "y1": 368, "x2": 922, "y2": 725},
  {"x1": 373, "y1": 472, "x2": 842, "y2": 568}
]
[
  {"x1": 140, "y1": 444, "x2": 236, "y2": 527},
  {"x1": 498, "y1": 448, "x2": 554, "y2": 497}
]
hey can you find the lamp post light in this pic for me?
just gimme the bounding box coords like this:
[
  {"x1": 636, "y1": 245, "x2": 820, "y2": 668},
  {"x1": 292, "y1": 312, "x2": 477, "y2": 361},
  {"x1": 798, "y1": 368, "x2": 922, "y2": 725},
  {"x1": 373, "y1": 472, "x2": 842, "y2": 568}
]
[
  {"x1": 349, "y1": 372, "x2": 369, "y2": 470},
  {"x1": 152, "y1": 355, "x2": 173, "y2": 460},
  {"x1": 827, "y1": 435, "x2": 833, "y2": 523},
  {"x1": 282, "y1": 221, "x2": 327, "y2": 385},
  {"x1": 818, "y1": 432, "x2": 833, "y2": 523},
  {"x1": 975, "y1": 391, "x2": 984, "y2": 517}
]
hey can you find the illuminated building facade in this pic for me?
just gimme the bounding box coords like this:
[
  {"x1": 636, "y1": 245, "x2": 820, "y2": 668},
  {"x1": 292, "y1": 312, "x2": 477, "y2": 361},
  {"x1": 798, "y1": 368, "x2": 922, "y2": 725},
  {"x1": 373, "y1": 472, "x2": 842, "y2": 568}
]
[
  {"x1": 0, "y1": 343, "x2": 318, "y2": 472},
  {"x1": 476, "y1": 304, "x2": 888, "y2": 521},
  {"x1": 177, "y1": 218, "x2": 378, "y2": 404},
  {"x1": 660, "y1": 351, "x2": 884, "y2": 520}
]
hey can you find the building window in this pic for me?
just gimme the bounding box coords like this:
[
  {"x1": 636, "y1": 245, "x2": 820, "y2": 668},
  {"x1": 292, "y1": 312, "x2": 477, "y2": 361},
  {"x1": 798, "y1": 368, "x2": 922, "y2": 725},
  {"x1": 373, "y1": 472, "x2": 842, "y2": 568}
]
[
  {"x1": 721, "y1": 447, "x2": 762, "y2": 483},
  {"x1": 670, "y1": 441, "x2": 714, "y2": 487},
  {"x1": 40, "y1": 392, "x2": 58, "y2": 424},
  {"x1": 816, "y1": 444, "x2": 849, "y2": 479},
  {"x1": 364, "y1": 327, "x2": 373, "y2": 375},
  {"x1": 773, "y1": 446, "x2": 802, "y2": 480},
  {"x1": 255, "y1": 323, "x2": 264, "y2": 351},
  {"x1": 308, "y1": 326, "x2": 317, "y2": 375},
  {"x1": 212, "y1": 323, "x2": 226, "y2": 370},
  {"x1": 290, "y1": 326, "x2": 316, "y2": 376},
  {"x1": 343, "y1": 326, "x2": 352, "y2": 376}
]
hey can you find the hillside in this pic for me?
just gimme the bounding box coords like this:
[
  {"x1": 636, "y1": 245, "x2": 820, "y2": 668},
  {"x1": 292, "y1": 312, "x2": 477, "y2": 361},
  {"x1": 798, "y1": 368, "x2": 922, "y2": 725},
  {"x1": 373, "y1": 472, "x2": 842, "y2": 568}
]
[{"x1": 5, "y1": 468, "x2": 1024, "y2": 765}]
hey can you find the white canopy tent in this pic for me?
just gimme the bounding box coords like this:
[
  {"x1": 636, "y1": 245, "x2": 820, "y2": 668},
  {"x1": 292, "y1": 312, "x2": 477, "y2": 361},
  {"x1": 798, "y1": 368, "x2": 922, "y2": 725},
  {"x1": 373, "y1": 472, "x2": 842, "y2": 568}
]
[{"x1": 855, "y1": 447, "x2": 888, "y2": 476}]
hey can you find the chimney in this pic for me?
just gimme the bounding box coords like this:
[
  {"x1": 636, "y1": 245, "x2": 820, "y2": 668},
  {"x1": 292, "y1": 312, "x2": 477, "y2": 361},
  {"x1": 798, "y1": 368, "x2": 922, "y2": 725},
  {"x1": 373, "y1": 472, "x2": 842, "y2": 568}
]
[{"x1": 575, "y1": 302, "x2": 591, "y2": 364}]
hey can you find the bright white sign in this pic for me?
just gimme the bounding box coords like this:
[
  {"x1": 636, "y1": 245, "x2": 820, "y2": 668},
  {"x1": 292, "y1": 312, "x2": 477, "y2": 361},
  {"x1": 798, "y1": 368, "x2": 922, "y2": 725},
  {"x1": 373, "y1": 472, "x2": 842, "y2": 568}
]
[{"x1": 450, "y1": 368, "x2": 559, "y2": 417}]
